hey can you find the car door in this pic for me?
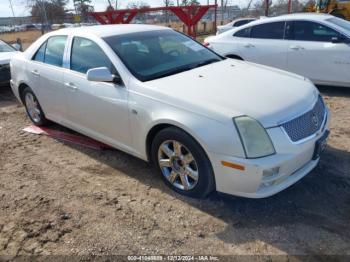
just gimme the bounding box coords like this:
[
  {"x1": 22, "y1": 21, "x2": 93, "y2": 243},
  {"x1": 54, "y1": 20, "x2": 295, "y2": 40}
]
[
  {"x1": 236, "y1": 21, "x2": 289, "y2": 70},
  {"x1": 286, "y1": 20, "x2": 350, "y2": 85},
  {"x1": 63, "y1": 36, "x2": 132, "y2": 150},
  {"x1": 28, "y1": 36, "x2": 68, "y2": 122}
]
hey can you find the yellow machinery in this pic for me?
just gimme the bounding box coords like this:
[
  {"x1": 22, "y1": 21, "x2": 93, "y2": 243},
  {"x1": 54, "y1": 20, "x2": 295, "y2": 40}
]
[{"x1": 305, "y1": 0, "x2": 350, "y2": 20}]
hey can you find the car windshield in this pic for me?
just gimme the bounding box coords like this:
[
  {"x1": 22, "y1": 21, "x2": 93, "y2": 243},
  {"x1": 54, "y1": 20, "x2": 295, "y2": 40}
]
[
  {"x1": 0, "y1": 41, "x2": 15, "y2": 52},
  {"x1": 327, "y1": 17, "x2": 350, "y2": 32},
  {"x1": 104, "y1": 30, "x2": 223, "y2": 82}
]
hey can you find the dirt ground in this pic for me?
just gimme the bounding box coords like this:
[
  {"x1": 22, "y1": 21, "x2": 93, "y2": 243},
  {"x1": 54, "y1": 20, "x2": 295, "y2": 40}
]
[
  {"x1": 0, "y1": 84, "x2": 349, "y2": 259},
  {"x1": 1, "y1": 31, "x2": 43, "y2": 50}
]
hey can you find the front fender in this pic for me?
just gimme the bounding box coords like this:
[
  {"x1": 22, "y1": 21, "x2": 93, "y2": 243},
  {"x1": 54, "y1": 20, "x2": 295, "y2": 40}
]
[{"x1": 128, "y1": 91, "x2": 246, "y2": 161}]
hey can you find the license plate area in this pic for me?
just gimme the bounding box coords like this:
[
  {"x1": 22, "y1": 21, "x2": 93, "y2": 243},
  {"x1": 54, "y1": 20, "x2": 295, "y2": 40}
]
[{"x1": 312, "y1": 130, "x2": 329, "y2": 160}]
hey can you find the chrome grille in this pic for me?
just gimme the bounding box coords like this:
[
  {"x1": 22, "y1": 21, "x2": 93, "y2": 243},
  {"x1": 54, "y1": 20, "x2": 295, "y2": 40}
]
[{"x1": 281, "y1": 96, "x2": 326, "y2": 142}]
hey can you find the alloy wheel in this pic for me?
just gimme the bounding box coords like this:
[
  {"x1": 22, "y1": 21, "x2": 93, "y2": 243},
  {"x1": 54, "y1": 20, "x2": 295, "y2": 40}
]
[
  {"x1": 25, "y1": 93, "x2": 41, "y2": 123},
  {"x1": 158, "y1": 140, "x2": 199, "y2": 191}
]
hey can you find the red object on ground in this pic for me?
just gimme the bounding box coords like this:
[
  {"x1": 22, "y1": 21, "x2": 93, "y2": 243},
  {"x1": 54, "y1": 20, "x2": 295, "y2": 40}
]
[
  {"x1": 89, "y1": 5, "x2": 217, "y2": 38},
  {"x1": 23, "y1": 125, "x2": 112, "y2": 150}
]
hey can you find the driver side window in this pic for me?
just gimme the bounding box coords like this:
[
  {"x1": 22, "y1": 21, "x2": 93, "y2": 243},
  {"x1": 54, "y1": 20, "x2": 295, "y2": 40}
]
[{"x1": 70, "y1": 37, "x2": 116, "y2": 74}]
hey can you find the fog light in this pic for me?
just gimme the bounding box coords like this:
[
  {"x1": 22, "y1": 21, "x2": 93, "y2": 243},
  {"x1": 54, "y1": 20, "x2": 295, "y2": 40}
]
[{"x1": 263, "y1": 167, "x2": 280, "y2": 179}]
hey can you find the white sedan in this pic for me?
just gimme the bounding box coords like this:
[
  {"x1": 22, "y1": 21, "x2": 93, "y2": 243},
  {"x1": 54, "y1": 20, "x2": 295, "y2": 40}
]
[
  {"x1": 205, "y1": 13, "x2": 350, "y2": 88},
  {"x1": 10, "y1": 25, "x2": 329, "y2": 198},
  {"x1": 0, "y1": 40, "x2": 18, "y2": 87}
]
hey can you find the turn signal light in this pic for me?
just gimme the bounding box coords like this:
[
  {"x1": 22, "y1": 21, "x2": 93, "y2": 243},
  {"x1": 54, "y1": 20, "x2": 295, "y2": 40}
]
[{"x1": 221, "y1": 161, "x2": 245, "y2": 171}]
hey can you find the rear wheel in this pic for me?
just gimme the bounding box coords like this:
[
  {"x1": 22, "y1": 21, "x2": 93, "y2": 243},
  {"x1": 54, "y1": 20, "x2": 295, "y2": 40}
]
[
  {"x1": 151, "y1": 127, "x2": 215, "y2": 198},
  {"x1": 23, "y1": 87, "x2": 49, "y2": 126}
]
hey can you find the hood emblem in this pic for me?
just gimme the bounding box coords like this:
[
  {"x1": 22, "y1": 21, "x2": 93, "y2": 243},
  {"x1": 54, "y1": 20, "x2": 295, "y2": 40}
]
[{"x1": 311, "y1": 112, "x2": 319, "y2": 128}]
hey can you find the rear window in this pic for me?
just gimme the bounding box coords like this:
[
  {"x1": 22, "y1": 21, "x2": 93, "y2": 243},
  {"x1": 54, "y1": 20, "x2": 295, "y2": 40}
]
[
  {"x1": 234, "y1": 19, "x2": 254, "y2": 27},
  {"x1": 234, "y1": 27, "x2": 251, "y2": 38}
]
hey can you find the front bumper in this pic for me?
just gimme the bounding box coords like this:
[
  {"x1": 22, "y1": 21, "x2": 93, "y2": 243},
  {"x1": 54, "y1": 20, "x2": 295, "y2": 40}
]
[{"x1": 210, "y1": 110, "x2": 330, "y2": 198}]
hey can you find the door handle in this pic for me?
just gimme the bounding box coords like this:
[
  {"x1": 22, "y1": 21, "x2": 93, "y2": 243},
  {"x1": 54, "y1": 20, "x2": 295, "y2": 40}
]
[
  {"x1": 64, "y1": 82, "x2": 78, "y2": 91},
  {"x1": 31, "y1": 70, "x2": 40, "y2": 76},
  {"x1": 244, "y1": 43, "x2": 255, "y2": 48},
  {"x1": 290, "y1": 45, "x2": 304, "y2": 50}
]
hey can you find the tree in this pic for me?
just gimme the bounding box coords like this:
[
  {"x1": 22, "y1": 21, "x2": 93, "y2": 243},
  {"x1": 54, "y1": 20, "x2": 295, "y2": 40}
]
[
  {"x1": 126, "y1": 1, "x2": 150, "y2": 9},
  {"x1": 105, "y1": 0, "x2": 120, "y2": 10},
  {"x1": 28, "y1": 0, "x2": 68, "y2": 28},
  {"x1": 163, "y1": 0, "x2": 174, "y2": 23},
  {"x1": 73, "y1": 0, "x2": 93, "y2": 22},
  {"x1": 181, "y1": 0, "x2": 200, "y2": 5}
]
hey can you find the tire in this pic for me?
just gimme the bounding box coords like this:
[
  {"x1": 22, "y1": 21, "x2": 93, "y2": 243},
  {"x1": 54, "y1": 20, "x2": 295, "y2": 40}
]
[
  {"x1": 22, "y1": 87, "x2": 49, "y2": 126},
  {"x1": 151, "y1": 127, "x2": 215, "y2": 198}
]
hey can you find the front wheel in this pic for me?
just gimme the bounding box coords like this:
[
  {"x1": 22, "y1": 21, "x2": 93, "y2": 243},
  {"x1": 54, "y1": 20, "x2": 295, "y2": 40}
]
[
  {"x1": 23, "y1": 87, "x2": 49, "y2": 126},
  {"x1": 151, "y1": 127, "x2": 215, "y2": 198}
]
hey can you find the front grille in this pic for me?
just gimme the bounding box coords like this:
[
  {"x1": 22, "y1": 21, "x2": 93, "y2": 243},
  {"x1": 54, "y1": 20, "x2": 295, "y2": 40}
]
[{"x1": 281, "y1": 96, "x2": 326, "y2": 142}]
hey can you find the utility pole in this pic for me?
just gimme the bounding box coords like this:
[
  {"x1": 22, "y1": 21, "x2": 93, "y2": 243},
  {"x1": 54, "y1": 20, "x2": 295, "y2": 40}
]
[
  {"x1": 265, "y1": 0, "x2": 269, "y2": 16},
  {"x1": 214, "y1": 0, "x2": 217, "y2": 33},
  {"x1": 288, "y1": 0, "x2": 292, "y2": 13},
  {"x1": 9, "y1": 0, "x2": 15, "y2": 17}
]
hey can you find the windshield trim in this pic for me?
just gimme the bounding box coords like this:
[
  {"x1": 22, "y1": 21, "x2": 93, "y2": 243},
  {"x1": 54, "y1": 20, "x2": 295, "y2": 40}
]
[
  {"x1": 326, "y1": 18, "x2": 350, "y2": 36},
  {"x1": 103, "y1": 29, "x2": 224, "y2": 82}
]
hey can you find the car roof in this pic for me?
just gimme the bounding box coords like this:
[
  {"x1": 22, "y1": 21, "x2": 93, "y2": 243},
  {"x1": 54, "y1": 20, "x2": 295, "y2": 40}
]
[
  {"x1": 55, "y1": 24, "x2": 170, "y2": 38},
  {"x1": 268, "y1": 13, "x2": 333, "y2": 22},
  {"x1": 234, "y1": 17, "x2": 256, "y2": 22},
  {"x1": 223, "y1": 13, "x2": 335, "y2": 32}
]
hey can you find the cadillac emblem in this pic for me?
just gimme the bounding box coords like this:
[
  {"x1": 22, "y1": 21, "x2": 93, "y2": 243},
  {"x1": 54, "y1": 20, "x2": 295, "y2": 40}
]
[{"x1": 311, "y1": 113, "x2": 319, "y2": 128}]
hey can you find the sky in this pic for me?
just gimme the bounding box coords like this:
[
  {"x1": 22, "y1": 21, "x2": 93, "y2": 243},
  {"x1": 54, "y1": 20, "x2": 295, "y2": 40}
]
[{"x1": 0, "y1": 0, "x2": 248, "y2": 17}]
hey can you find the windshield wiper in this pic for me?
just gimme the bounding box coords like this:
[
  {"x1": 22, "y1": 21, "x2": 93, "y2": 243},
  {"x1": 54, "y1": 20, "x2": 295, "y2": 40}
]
[
  {"x1": 146, "y1": 65, "x2": 195, "y2": 81},
  {"x1": 145, "y1": 59, "x2": 221, "y2": 81},
  {"x1": 193, "y1": 58, "x2": 221, "y2": 69}
]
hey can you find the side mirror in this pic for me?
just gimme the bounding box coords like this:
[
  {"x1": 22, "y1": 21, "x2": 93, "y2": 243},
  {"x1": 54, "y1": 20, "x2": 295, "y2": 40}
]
[
  {"x1": 331, "y1": 35, "x2": 349, "y2": 44},
  {"x1": 86, "y1": 67, "x2": 122, "y2": 84}
]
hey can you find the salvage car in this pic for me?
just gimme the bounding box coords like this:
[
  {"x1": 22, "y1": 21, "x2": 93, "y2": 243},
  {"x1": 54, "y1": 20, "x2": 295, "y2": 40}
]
[
  {"x1": 205, "y1": 13, "x2": 350, "y2": 87},
  {"x1": 0, "y1": 40, "x2": 18, "y2": 86},
  {"x1": 10, "y1": 25, "x2": 329, "y2": 198}
]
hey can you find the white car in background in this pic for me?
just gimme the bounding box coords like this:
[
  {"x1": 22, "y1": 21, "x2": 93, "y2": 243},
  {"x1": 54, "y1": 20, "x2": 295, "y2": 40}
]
[
  {"x1": 0, "y1": 40, "x2": 19, "y2": 87},
  {"x1": 216, "y1": 18, "x2": 256, "y2": 35},
  {"x1": 11, "y1": 25, "x2": 329, "y2": 198},
  {"x1": 205, "y1": 13, "x2": 350, "y2": 87}
]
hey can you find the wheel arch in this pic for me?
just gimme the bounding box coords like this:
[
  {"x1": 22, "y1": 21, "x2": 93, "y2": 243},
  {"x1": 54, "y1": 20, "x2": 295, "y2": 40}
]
[
  {"x1": 145, "y1": 120, "x2": 211, "y2": 165},
  {"x1": 18, "y1": 82, "x2": 30, "y2": 104}
]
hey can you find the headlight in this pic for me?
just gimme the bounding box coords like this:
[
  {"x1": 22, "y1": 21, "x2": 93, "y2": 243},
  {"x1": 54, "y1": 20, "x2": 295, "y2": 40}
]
[{"x1": 233, "y1": 116, "x2": 275, "y2": 158}]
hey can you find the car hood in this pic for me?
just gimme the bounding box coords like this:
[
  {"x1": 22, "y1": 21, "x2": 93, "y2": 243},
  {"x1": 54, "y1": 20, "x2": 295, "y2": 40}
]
[
  {"x1": 145, "y1": 59, "x2": 318, "y2": 128},
  {"x1": 0, "y1": 51, "x2": 18, "y2": 64}
]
